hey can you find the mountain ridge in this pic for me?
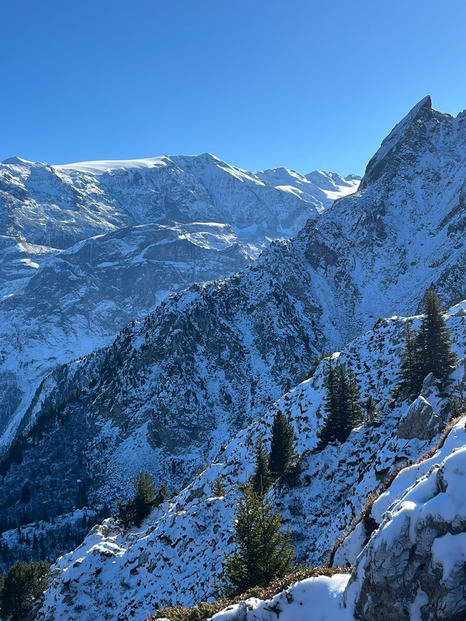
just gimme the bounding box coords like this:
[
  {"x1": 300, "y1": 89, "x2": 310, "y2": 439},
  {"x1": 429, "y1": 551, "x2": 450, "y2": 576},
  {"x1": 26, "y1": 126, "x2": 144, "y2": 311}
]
[{"x1": 0, "y1": 155, "x2": 357, "y2": 446}]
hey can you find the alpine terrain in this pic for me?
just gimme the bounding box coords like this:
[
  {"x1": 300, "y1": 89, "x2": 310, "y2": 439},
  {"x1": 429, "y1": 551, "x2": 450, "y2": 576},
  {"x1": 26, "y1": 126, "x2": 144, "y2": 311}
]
[
  {"x1": 0, "y1": 155, "x2": 358, "y2": 445},
  {"x1": 0, "y1": 96, "x2": 465, "y2": 621}
]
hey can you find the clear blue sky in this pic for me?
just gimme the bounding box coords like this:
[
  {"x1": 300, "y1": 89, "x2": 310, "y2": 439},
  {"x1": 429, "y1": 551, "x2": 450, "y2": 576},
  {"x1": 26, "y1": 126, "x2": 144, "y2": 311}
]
[{"x1": 1, "y1": 0, "x2": 466, "y2": 176}]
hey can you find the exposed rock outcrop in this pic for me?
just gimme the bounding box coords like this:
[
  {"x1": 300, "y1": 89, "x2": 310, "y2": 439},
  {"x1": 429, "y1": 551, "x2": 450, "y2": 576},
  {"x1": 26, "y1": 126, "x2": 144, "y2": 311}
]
[
  {"x1": 351, "y1": 422, "x2": 466, "y2": 621},
  {"x1": 396, "y1": 395, "x2": 442, "y2": 440}
]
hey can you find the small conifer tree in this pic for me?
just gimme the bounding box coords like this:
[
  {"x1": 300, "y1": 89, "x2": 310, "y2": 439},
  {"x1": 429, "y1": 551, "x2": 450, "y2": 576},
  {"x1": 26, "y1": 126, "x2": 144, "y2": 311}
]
[
  {"x1": 417, "y1": 288, "x2": 457, "y2": 384},
  {"x1": 131, "y1": 472, "x2": 156, "y2": 525},
  {"x1": 364, "y1": 396, "x2": 378, "y2": 423},
  {"x1": 117, "y1": 471, "x2": 157, "y2": 528},
  {"x1": 250, "y1": 437, "x2": 270, "y2": 496},
  {"x1": 268, "y1": 411, "x2": 295, "y2": 480},
  {"x1": 213, "y1": 474, "x2": 226, "y2": 497},
  {"x1": 223, "y1": 486, "x2": 295, "y2": 596},
  {"x1": 397, "y1": 288, "x2": 457, "y2": 398},
  {"x1": 317, "y1": 362, "x2": 362, "y2": 450},
  {"x1": 398, "y1": 322, "x2": 421, "y2": 397}
]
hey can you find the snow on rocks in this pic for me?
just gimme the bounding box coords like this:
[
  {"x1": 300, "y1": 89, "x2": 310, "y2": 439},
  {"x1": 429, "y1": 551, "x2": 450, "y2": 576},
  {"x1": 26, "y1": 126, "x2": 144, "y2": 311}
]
[
  {"x1": 210, "y1": 574, "x2": 353, "y2": 621},
  {"x1": 348, "y1": 418, "x2": 466, "y2": 621}
]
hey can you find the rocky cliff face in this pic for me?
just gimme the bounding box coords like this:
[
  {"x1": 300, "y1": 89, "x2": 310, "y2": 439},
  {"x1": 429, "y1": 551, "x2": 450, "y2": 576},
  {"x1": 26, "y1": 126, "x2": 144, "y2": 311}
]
[{"x1": 339, "y1": 413, "x2": 466, "y2": 621}]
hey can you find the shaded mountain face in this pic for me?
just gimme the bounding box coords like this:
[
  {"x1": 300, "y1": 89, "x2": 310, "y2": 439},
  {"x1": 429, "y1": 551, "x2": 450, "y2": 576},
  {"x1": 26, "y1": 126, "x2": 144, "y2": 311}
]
[
  {"x1": 1, "y1": 98, "x2": 465, "y2": 577},
  {"x1": 0, "y1": 221, "x2": 251, "y2": 441},
  {"x1": 0, "y1": 155, "x2": 357, "y2": 445}
]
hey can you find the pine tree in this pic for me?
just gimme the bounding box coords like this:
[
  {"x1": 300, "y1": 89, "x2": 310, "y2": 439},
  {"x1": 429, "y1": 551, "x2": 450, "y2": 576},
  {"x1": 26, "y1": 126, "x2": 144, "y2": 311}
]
[
  {"x1": 397, "y1": 288, "x2": 457, "y2": 397},
  {"x1": 317, "y1": 362, "x2": 362, "y2": 450},
  {"x1": 30, "y1": 561, "x2": 50, "y2": 601},
  {"x1": 212, "y1": 474, "x2": 226, "y2": 497},
  {"x1": 316, "y1": 360, "x2": 339, "y2": 448},
  {"x1": 223, "y1": 486, "x2": 295, "y2": 596},
  {"x1": 450, "y1": 396, "x2": 462, "y2": 419},
  {"x1": 117, "y1": 471, "x2": 157, "y2": 528},
  {"x1": 1, "y1": 560, "x2": 50, "y2": 620},
  {"x1": 250, "y1": 437, "x2": 270, "y2": 496},
  {"x1": 268, "y1": 411, "x2": 295, "y2": 480},
  {"x1": 364, "y1": 396, "x2": 378, "y2": 423},
  {"x1": 131, "y1": 471, "x2": 156, "y2": 526},
  {"x1": 417, "y1": 288, "x2": 457, "y2": 384},
  {"x1": 336, "y1": 365, "x2": 362, "y2": 441},
  {"x1": 398, "y1": 322, "x2": 422, "y2": 397}
]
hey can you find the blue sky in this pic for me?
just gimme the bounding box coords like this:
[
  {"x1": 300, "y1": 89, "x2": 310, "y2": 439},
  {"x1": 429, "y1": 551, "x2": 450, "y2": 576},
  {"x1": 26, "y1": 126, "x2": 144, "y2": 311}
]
[{"x1": 1, "y1": 0, "x2": 466, "y2": 175}]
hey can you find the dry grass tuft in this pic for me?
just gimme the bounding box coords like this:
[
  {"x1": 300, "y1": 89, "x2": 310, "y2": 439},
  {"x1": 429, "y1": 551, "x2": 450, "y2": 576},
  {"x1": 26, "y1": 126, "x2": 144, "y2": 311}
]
[{"x1": 147, "y1": 566, "x2": 351, "y2": 620}]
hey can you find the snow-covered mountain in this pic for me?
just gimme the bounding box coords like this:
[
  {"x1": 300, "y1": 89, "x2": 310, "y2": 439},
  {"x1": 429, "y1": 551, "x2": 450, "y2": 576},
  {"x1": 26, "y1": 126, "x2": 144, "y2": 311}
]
[
  {"x1": 34, "y1": 302, "x2": 466, "y2": 620},
  {"x1": 1, "y1": 96, "x2": 466, "y2": 620},
  {"x1": 0, "y1": 154, "x2": 357, "y2": 254},
  {"x1": 0, "y1": 221, "x2": 251, "y2": 441},
  {"x1": 0, "y1": 154, "x2": 358, "y2": 444},
  {"x1": 1, "y1": 97, "x2": 465, "y2": 564}
]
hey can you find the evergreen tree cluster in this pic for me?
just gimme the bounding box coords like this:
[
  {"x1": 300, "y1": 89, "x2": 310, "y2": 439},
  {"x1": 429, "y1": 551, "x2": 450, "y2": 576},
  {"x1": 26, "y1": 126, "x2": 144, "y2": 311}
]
[
  {"x1": 223, "y1": 411, "x2": 297, "y2": 596},
  {"x1": 398, "y1": 288, "x2": 457, "y2": 398},
  {"x1": 117, "y1": 472, "x2": 167, "y2": 528},
  {"x1": 317, "y1": 361, "x2": 362, "y2": 450},
  {"x1": 0, "y1": 560, "x2": 50, "y2": 620}
]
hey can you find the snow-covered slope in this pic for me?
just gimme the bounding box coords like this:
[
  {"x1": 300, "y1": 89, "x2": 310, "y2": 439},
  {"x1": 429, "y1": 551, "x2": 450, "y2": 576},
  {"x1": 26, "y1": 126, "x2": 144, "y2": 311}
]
[
  {"x1": 0, "y1": 221, "x2": 251, "y2": 441},
  {"x1": 0, "y1": 154, "x2": 357, "y2": 444},
  {"x1": 208, "y1": 409, "x2": 466, "y2": 621},
  {"x1": 33, "y1": 303, "x2": 466, "y2": 620}
]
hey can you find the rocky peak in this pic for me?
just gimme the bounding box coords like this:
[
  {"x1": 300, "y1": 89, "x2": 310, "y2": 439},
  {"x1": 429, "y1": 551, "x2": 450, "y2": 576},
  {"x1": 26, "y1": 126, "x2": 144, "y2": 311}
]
[{"x1": 359, "y1": 95, "x2": 456, "y2": 190}]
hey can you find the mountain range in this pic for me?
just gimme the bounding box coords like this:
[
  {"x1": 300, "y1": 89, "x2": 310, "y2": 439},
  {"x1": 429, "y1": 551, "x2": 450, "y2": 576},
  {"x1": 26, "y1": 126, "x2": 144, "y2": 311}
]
[
  {"x1": 0, "y1": 155, "x2": 357, "y2": 444},
  {"x1": 0, "y1": 96, "x2": 465, "y2": 621}
]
